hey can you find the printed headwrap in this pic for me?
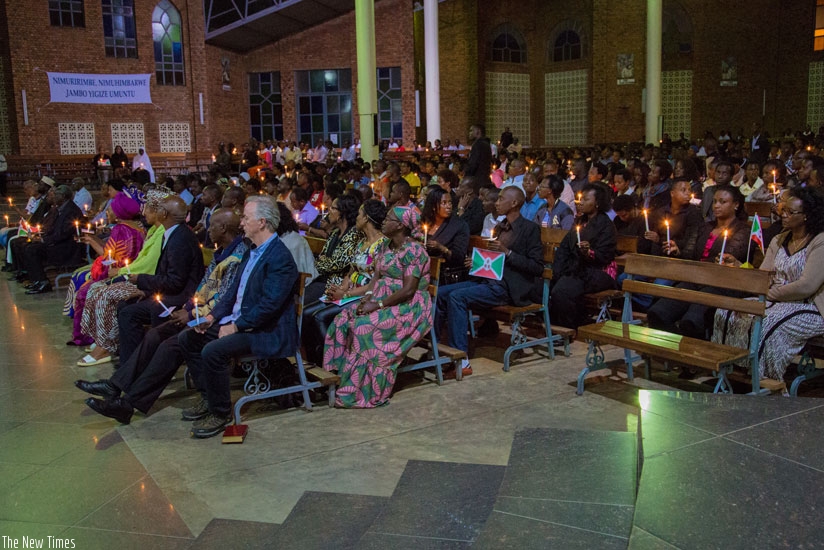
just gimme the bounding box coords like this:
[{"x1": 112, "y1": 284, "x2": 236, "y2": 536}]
[{"x1": 392, "y1": 206, "x2": 420, "y2": 232}]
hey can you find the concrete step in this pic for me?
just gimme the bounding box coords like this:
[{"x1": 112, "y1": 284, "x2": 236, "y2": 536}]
[
  {"x1": 270, "y1": 491, "x2": 388, "y2": 550},
  {"x1": 359, "y1": 459, "x2": 505, "y2": 548},
  {"x1": 473, "y1": 427, "x2": 638, "y2": 549}
]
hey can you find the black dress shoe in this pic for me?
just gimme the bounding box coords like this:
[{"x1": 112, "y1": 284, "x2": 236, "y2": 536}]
[
  {"x1": 75, "y1": 379, "x2": 120, "y2": 400},
  {"x1": 24, "y1": 281, "x2": 38, "y2": 290},
  {"x1": 25, "y1": 281, "x2": 52, "y2": 294},
  {"x1": 85, "y1": 397, "x2": 134, "y2": 424},
  {"x1": 8, "y1": 271, "x2": 25, "y2": 282}
]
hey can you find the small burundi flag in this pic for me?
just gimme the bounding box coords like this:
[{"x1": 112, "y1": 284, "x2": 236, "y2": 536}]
[
  {"x1": 750, "y1": 214, "x2": 764, "y2": 254},
  {"x1": 469, "y1": 248, "x2": 506, "y2": 280}
]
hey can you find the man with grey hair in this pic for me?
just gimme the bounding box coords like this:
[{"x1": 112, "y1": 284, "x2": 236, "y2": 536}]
[{"x1": 178, "y1": 195, "x2": 300, "y2": 438}]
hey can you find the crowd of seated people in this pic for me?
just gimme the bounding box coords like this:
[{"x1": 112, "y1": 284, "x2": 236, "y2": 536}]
[{"x1": 3, "y1": 124, "x2": 824, "y2": 438}]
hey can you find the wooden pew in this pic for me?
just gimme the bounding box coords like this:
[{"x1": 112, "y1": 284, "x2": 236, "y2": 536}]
[
  {"x1": 745, "y1": 202, "x2": 773, "y2": 229},
  {"x1": 789, "y1": 336, "x2": 824, "y2": 396},
  {"x1": 304, "y1": 235, "x2": 326, "y2": 256},
  {"x1": 467, "y1": 227, "x2": 574, "y2": 372},
  {"x1": 576, "y1": 254, "x2": 781, "y2": 396},
  {"x1": 581, "y1": 235, "x2": 640, "y2": 323}
]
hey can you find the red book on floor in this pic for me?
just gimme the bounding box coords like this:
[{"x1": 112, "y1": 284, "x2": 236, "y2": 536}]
[{"x1": 222, "y1": 424, "x2": 248, "y2": 444}]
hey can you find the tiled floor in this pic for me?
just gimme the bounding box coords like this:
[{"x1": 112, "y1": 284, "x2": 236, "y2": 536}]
[{"x1": 2, "y1": 277, "x2": 816, "y2": 548}]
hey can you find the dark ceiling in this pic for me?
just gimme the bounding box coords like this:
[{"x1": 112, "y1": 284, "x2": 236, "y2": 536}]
[{"x1": 204, "y1": 0, "x2": 356, "y2": 53}]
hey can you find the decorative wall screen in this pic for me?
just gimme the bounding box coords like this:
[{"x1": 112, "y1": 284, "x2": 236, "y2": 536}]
[
  {"x1": 159, "y1": 123, "x2": 191, "y2": 153},
  {"x1": 544, "y1": 69, "x2": 588, "y2": 146},
  {"x1": 662, "y1": 70, "x2": 693, "y2": 139},
  {"x1": 807, "y1": 62, "x2": 824, "y2": 130},
  {"x1": 111, "y1": 123, "x2": 145, "y2": 154},
  {"x1": 485, "y1": 72, "x2": 530, "y2": 146},
  {"x1": 58, "y1": 123, "x2": 96, "y2": 155}
]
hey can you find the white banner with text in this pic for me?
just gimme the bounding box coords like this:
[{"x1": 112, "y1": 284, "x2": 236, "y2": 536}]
[{"x1": 47, "y1": 72, "x2": 153, "y2": 104}]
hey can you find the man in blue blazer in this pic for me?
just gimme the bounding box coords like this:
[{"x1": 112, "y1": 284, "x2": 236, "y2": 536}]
[{"x1": 178, "y1": 195, "x2": 299, "y2": 438}]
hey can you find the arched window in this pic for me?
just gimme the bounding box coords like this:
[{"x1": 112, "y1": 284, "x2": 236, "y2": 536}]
[
  {"x1": 490, "y1": 24, "x2": 527, "y2": 63},
  {"x1": 153, "y1": 1, "x2": 184, "y2": 86},
  {"x1": 553, "y1": 30, "x2": 582, "y2": 62}
]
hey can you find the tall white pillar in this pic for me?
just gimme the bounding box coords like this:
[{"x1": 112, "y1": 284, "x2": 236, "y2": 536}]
[
  {"x1": 355, "y1": 0, "x2": 378, "y2": 164},
  {"x1": 646, "y1": 0, "x2": 662, "y2": 144},
  {"x1": 424, "y1": 0, "x2": 441, "y2": 144}
]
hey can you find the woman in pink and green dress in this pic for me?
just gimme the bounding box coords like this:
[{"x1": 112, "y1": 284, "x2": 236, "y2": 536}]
[{"x1": 322, "y1": 205, "x2": 432, "y2": 408}]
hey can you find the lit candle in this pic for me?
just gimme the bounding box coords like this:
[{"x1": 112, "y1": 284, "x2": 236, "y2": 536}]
[
  {"x1": 665, "y1": 219, "x2": 670, "y2": 255},
  {"x1": 643, "y1": 209, "x2": 650, "y2": 232},
  {"x1": 107, "y1": 249, "x2": 113, "y2": 263},
  {"x1": 194, "y1": 296, "x2": 200, "y2": 325},
  {"x1": 772, "y1": 170, "x2": 777, "y2": 185},
  {"x1": 83, "y1": 204, "x2": 88, "y2": 213},
  {"x1": 87, "y1": 223, "x2": 92, "y2": 232},
  {"x1": 36, "y1": 224, "x2": 40, "y2": 233},
  {"x1": 577, "y1": 192, "x2": 582, "y2": 202},
  {"x1": 719, "y1": 229, "x2": 728, "y2": 265},
  {"x1": 7, "y1": 197, "x2": 12, "y2": 207},
  {"x1": 771, "y1": 184, "x2": 778, "y2": 204},
  {"x1": 74, "y1": 220, "x2": 80, "y2": 236},
  {"x1": 124, "y1": 259, "x2": 131, "y2": 274},
  {"x1": 155, "y1": 294, "x2": 170, "y2": 312},
  {"x1": 489, "y1": 228, "x2": 495, "y2": 241},
  {"x1": 211, "y1": 154, "x2": 216, "y2": 162},
  {"x1": 576, "y1": 225, "x2": 581, "y2": 245},
  {"x1": 423, "y1": 224, "x2": 428, "y2": 246}
]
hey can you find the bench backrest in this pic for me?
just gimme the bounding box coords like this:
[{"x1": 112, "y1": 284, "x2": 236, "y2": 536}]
[
  {"x1": 622, "y1": 253, "x2": 770, "y2": 317},
  {"x1": 745, "y1": 202, "x2": 773, "y2": 218},
  {"x1": 617, "y1": 235, "x2": 639, "y2": 255},
  {"x1": 428, "y1": 256, "x2": 444, "y2": 298},
  {"x1": 304, "y1": 235, "x2": 326, "y2": 256}
]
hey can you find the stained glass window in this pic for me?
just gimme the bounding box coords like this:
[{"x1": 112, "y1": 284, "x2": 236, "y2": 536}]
[{"x1": 153, "y1": 1, "x2": 184, "y2": 86}]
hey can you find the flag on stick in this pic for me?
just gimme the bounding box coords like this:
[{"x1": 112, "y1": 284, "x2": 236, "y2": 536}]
[{"x1": 742, "y1": 215, "x2": 765, "y2": 269}]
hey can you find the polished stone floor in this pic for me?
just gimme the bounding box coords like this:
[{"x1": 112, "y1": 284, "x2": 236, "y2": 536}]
[{"x1": 1, "y1": 277, "x2": 819, "y2": 549}]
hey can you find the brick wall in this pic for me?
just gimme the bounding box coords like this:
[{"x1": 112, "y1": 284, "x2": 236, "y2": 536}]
[
  {"x1": 2, "y1": 0, "x2": 823, "y2": 157},
  {"x1": 4, "y1": 0, "x2": 208, "y2": 157}
]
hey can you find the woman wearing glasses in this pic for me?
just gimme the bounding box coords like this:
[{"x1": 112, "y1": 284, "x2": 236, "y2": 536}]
[{"x1": 715, "y1": 186, "x2": 824, "y2": 385}]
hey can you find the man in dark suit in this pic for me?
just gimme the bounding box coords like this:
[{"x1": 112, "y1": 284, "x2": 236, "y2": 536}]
[
  {"x1": 178, "y1": 195, "x2": 299, "y2": 438},
  {"x1": 76, "y1": 208, "x2": 247, "y2": 424},
  {"x1": 750, "y1": 122, "x2": 769, "y2": 165},
  {"x1": 20, "y1": 184, "x2": 83, "y2": 293},
  {"x1": 116, "y1": 195, "x2": 204, "y2": 365},
  {"x1": 465, "y1": 124, "x2": 492, "y2": 188},
  {"x1": 435, "y1": 186, "x2": 544, "y2": 376}
]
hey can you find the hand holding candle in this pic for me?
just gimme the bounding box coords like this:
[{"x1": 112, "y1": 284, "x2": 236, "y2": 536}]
[
  {"x1": 718, "y1": 229, "x2": 728, "y2": 265},
  {"x1": 665, "y1": 219, "x2": 671, "y2": 255}
]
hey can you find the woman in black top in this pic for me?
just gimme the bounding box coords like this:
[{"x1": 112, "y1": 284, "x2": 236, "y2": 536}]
[
  {"x1": 421, "y1": 185, "x2": 469, "y2": 284},
  {"x1": 110, "y1": 145, "x2": 128, "y2": 170},
  {"x1": 551, "y1": 183, "x2": 617, "y2": 328}
]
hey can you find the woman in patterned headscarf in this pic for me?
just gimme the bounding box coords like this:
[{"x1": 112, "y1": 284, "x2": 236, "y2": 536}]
[
  {"x1": 322, "y1": 205, "x2": 432, "y2": 408},
  {"x1": 76, "y1": 187, "x2": 173, "y2": 366},
  {"x1": 65, "y1": 193, "x2": 146, "y2": 346}
]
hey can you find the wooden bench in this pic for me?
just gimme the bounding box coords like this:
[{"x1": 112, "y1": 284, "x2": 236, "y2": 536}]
[
  {"x1": 304, "y1": 235, "x2": 326, "y2": 256},
  {"x1": 467, "y1": 227, "x2": 574, "y2": 372},
  {"x1": 581, "y1": 234, "x2": 640, "y2": 323},
  {"x1": 745, "y1": 201, "x2": 773, "y2": 229},
  {"x1": 576, "y1": 254, "x2": 773, "y2": 396},
  {"x1": 398, "y1": 257, "x2": 467, "y2": 382},
  {"x1": 789, "y1": 336, "x2": 824, "y2": 396},
  {"x1": 232, "y1": 273, "x2": 327, "y2": 424}
]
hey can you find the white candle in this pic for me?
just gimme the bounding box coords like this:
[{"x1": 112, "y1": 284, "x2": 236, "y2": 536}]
[
  {"x1": 771, "y1": 184, "x2": 777, "y2": 204},
  {"x1": 107, "y1": 249, "x2": 112, "y2": 263},
  {"x1": 74, "y1": 220, "x2": 79, "y2": 236},
  {"x1": 643, "y1": 209, "x2": 650, "y2": 232},
  {"x1": 576, "y1": 225, "x2": 581, "y2": 244},
  {"x1": 665, "y1": 219, "x2": 670, "y2": 255},
  {"x1": 124, "y1": 259, "x2": 131, "y2": 274},
  {"x1": 194, "y1": 296, "x2": 200, "y2": 325},
  {"x1": 719, "y1": 229, "x2": 728, "y2": 265},
  {"x1": 423, "y1": 224, "x2": 428, "y2": 246},
  {"x1": 156, "y1": 294, "x2": 170, "y2": 312},
  {"x1": 4, "y1": 215, "x2": 8, "y2": 228}
]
